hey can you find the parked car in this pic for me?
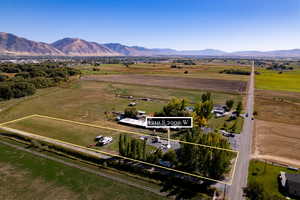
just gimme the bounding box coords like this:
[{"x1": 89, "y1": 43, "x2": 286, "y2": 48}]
[
  {"x1": 220, "y1": 130, "x2": 235, "y2": 137},
  {"x1": 96, "y1": 136, "x2": 113, "y2": 146}
]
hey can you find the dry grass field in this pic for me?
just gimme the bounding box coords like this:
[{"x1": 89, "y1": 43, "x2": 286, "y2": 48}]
[
  {"x1": 82, "y1": 74, "x2": 247, "y2": 93},
  {"x1": 253, "y1": 120, "x2": 300, "y2": 167},
  {"x1": 255, "y1": 90, "x2": 300, "y2": 125},
  {"x1": 80, "y1": 63, "x2": 251, "y2": 81},
  {"x1": 253, "y1": 89, "x2": 300, "y2": 167}
]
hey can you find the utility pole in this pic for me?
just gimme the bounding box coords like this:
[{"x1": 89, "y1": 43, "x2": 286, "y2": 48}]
[{"x1": 167, "y1": 128, "x2": 171, "y2": 148}]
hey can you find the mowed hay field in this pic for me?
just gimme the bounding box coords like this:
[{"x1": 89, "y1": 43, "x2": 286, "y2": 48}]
[
  {"x1": 80, "y1": 63, "x2": 251, "y2": 81},
  {"x1": 0, "y1": 143, "x2": 166, "y2": 200},
  {"x1": 82, "y1": 74, "x2": 247, "y2": 94},
  {"x1": 254, "y1": 120, "x2": 300, "y2": 167},
  {"x1": 5, "y1": 116, "x2": 122, "y2": 153},
  {"x1": 254, "y1": 89, "x2": 300, "y2": 167}
]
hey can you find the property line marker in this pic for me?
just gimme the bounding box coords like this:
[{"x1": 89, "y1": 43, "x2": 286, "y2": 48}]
[
  {"x1": 0, "y1": 114, "x2": 37, "y2": 126},
  {"x1": 0, "y1": 114, "x2": 239, "y2": 185}
]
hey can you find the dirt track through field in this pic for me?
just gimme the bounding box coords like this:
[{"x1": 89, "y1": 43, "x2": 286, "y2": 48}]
[{"x1": 82, "y1": 74, "x2": 247, "y2": 93}]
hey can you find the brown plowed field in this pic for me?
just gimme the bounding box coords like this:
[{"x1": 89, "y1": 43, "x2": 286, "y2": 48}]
[{"x1": 82, "y1": 74, "x2": 246, "y2": 93}]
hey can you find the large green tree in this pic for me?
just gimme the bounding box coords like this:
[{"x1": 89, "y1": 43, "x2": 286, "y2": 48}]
[
  {"x1": 155, "y1": 98, "x2": 189, "y2": 117},
  {"x1": 236, "y1": 101, "x2": 243, "y2": 116},
  {"x1": 177, "y1": 128, "x2": 234, "y2": 179},
  {"x1": 226, "y1": 99, "x2": 234, "y2": 111}
]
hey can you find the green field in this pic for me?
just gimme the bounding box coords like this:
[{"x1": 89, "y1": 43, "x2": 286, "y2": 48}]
[
  {"x1": 0, "y1": 80, "x2": 242, "y2": 127},
  {"x1": 79, "y1": 63, "x2": 251, "y2": 81},
  {"x1": 6, "y1": 116, "x2": 123, "y2": 152},
  {"x1": 0, "y1": 142, "x2": 165, "y2": 200},
  {"x1": 4, "y1": 116, "x2": 157, "y2": 154},
  {"x1": 255, "y1": 68, "x2": 300, "y2": 92},
  {"x1": 248, "y1": 160, "x2": 300, "y2": 199},
  {"x1": 209, "y1": 116, "x2": 244, "y2": 134}
]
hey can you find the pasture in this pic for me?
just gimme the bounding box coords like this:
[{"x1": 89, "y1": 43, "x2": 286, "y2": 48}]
[
  {"x1": 0, "y1": 142, "x2": 166, "y2": 200},
  {"x1": 0, "y1": 80, "x2": 242, "y2": 130},
  {"x1": 255, "y1": 68, "x2": 300, "y2": 92}
]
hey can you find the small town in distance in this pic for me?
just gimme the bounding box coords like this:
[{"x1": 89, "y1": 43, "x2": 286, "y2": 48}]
[{"x1": 0, "y1": 1, "x2": 300, "y2": 200}]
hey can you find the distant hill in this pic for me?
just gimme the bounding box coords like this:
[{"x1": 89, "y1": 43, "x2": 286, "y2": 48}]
[
  {"x1": 230, "y1": 49, "x2": 300, "y2": 57},
  {"x1": 0, "y1": 32, "x2": 300, "y2": 57},
  {"x1": 0, "y1": 32, "x2": 63, "y2": 55},
  {"x1": 178, "y1": 49, "x2": 226, "y2": 56},
  {"x1": 52, "y1": 38, "x2": 120, "y2": 56}
]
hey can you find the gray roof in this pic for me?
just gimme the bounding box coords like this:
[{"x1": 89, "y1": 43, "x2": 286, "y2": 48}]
[{"x1": 286, "y1": 173, "x2": 300, "y2": 196}]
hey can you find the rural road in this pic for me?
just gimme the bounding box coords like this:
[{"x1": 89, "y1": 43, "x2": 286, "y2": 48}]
[
  {"x1": 0, "y1": 133, "x2": 167, "y2": 197},
  {"x1": 228, "y1": 62, "x2": 255, "y2": 200}
]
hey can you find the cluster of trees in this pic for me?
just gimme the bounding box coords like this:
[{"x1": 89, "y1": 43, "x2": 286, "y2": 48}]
[
  {"x1": 124, "y1": 107, "x2": 138, "y2": 118},
  {"x1": 119, "y1": 134, "x2": 147, "y2": 160},
  {"x1": 193, "y1": 92, "x2": 214, "y2": 127},
  {"x1": 0, "y1": 62, "x2": 81, "y2": 100},
  {"x1": 119, "y1": 134, "x2": 167, "y2": 164},
  {"x1": 219, "y1": 69, "x2": 251, "y2": 75},
  {"x1": 178, "y1": 128, "x2": 234, "y2": 179},
  {"x1": 236, "y1": 101, "x2": 243, "y2": 116},
  {"x1": 266, "y1": 64, "x2": 293, "y2": 71},
  {"x1": 119, "y1": 128, "x2": 234, "y2": 180},
  {"x1": 170, "y1": 64, "x2": 183, "y2": 69},
  {"x1": 225, "y1": 99, "x2": 234, "y2": 111},
  {"x1": 155, "y1": 92, "x2": 214, "y2": 123},
  {"x1": 173, "y1": 59, "x2": 196, "y2": 65},
  {"x1": 225, "y1": 99, "x2": 243, "y2": 116},
  {"x1": 155, "y1": 98, "x2": 190, "y2": 117},
  {"x1": 0, "y1": 81, "x2": 36, "y2": 100}
]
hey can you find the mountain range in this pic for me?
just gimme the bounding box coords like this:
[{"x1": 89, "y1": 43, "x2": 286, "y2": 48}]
[{"x1": 1, "y1": 32, "x2": 300, "y2": 57}]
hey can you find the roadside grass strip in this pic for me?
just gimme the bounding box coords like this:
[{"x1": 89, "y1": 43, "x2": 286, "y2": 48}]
[{"x1": 0, "y1": 114, "x2": 239, "y2": 185}]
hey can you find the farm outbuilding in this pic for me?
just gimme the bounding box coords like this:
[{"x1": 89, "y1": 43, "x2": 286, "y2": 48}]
[
  {"x1": 119, "y1": 118, "x2": 147, "y2": 128},
  {"x1": 279, "y1": 171, "x2": 300, "y2": 198}
]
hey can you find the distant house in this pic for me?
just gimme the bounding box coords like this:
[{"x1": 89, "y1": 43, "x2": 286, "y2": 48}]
[{"x1": 279, "y1": 171, "x2": 300, "y2": 198}]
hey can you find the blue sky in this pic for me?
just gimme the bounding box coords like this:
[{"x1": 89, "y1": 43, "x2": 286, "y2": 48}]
[{"x1": 1, "y1": 0, "x2": 299, "y2": 51}]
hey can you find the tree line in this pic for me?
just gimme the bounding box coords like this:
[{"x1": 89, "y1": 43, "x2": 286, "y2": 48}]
[
  {"x1": 118, "y1": 127, "x2": 234, "y2": 180},
  {"x1": 219, "y1": 69, "x2": 251, "y2": 75},
  {"x1": 0, "y1": 62, "x2": 81, "y2": 100}
]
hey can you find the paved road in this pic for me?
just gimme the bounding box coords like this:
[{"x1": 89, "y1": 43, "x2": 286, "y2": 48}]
[
  {"x1": 0, "y1": 138, "x2": 167, "y2": 197},
  {"x1": 228, "y1": 62, "x2": 255, "y2": 200}
]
